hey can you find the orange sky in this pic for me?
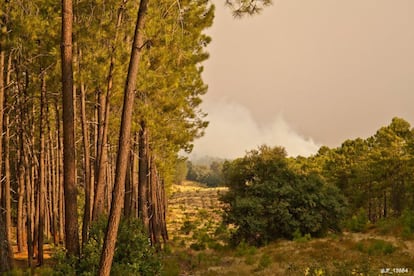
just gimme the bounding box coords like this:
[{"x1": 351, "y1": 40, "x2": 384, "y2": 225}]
[{"x1": 194, "y1": 0, "x2": 414, "y2": 158}]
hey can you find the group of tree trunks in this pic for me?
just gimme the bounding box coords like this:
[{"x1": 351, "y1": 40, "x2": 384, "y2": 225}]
[
  {"x1": 0, "y1": 0, "x2": 271, "y2": 272},
  {"x1": 0, "y1": 0, "x2": 166, "y2": 273}
]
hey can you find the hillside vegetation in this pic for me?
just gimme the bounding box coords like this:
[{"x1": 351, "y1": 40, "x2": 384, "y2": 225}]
[{"x1": 165, "y1": 181, "x2": 414, "y2": 276}]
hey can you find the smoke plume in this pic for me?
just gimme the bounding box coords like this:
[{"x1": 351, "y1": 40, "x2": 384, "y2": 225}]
[{"x1": 191, "y1": 100, "x2": 320, "y2": 159}]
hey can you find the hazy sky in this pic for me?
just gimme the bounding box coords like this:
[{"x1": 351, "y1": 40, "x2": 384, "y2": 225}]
[{"x1": 192, "y1": 0, "x2": 414, "y2": 159}]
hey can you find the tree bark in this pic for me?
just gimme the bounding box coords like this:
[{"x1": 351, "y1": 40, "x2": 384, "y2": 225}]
[
  {"x1": 61, "y1": 0, "x2": 80, "y2": 258},
  {"x1": 80, "y1": 80, "x2": 93, "y2": 245},
  {"x1": 98, "y1": 0, "x2": 149, "y2": 274},
  {"x1": 124, "y1": 152, "x2": 133, "y2": 218},
  {"x1": 0, "y1": 41, "x2": 13, "y2": 274},
  {"x1": 93, "y1": 0, "x2": 128, "y2": 221},
  {"x1": 37, "y1": 71, "x2": 47, "y2": 266},
  {"x1": 138, "y1": 121, "x2": 150, "y2": 233}
]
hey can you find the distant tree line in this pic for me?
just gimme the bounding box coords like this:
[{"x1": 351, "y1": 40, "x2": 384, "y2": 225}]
[{"x1": 186, "y1": 160, "x2": 225, "y2": 187}]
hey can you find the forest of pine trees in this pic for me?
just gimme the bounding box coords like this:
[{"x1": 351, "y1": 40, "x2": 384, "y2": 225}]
[{"x1": 0, "y1": 0, "x2": 272, "y2": 273}]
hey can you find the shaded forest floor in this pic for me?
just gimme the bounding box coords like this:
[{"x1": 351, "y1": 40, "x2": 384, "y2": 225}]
[{"x1": 164, "y1": 181, "x2": 414, "y2": 276}]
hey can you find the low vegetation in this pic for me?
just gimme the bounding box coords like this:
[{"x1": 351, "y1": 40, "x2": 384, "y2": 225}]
[{"x1": 163, "y1": 181, "x2": 414, "y2": 276}]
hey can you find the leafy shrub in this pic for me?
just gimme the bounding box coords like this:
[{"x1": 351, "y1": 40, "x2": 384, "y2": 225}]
[
  {"x1": 355, "y1": 239, "x2": 396, "y2": 255},
  {"x1": 221, "y1": 146, "x2": 347, "y2": 246},
  {"x1": 234, "y1": 241, "x2": 257, "y2": 257},
  {"x1": 180, "y1": 220, "x2": 196, "y2": 235},
  {"x1": 401, "y1": 209, "x2": 414, "y2": 238},
  {"x1": 293, "y1": 229, "x2": 312, "y2": 243},
  {"x1": 52, "y1": 246, "x2": 78, "y2": 275},
  {"x1": 54, "y1": 217, "x2": 161, "y2": 275},
  {"x1": 345, "y1": 208, "x2": 368, "y2": 232},
  {"x1": 376, "y1": 217, "x2": 400, "y2": 235}
]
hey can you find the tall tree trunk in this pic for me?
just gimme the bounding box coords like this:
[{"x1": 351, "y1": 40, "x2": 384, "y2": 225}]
[
  {"x1": 80, "y1": 81, "x2": 93, "y2": 245},
  {"x1": 149, "y1": 157, "x2": 159, "y2": 247},
  {"x1": 98, "y1": 1, "x2": 149, "y2": 274},
  {"x1": 93, "y1": 0, "x2": 128, "y2": 221},
  {"x1": 37, "y1": 71, "x2": 47, "y2": 266},
  {"x1": 16, "y1": 62, "x2": 26, "y2": 254},
  {"x1": 159, "y1": 179, "x2": 168, "y2": 242},
  {"x1": 4, "y1": 100, "x2": 11, "y2": 243},
  {"x1": 138, "y1": 121, "x2": 149, "y2": 233},
  {"x1": 0, "y1": 41, "x2": 13, "y2": 274},
  {"x1": 61, "y1": 0, "x2": 80, "y2": 258},
  {"x1": 54, "y1": 99, "x2": 65, "y2": 244},
  {"x1": 132, "y1": 132, "x2": 139, "y2": 218},
  {"x1": 4, "y1": 51, "x2": 12, "y2": 243},
  {"x1": 48, "y1": 102, "x2": 59, "y2": 245},
  {"x1": 124, "y1": 152, "x2": 133, "y2": 218}
]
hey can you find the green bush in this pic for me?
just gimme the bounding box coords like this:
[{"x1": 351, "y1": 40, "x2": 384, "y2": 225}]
[
  {"x1": 180, "y1": 220, "x2": 196, "y2": 235},
  {"x1": 292, "y1": 229, "x2": 312, "y2": 243},
  {"x1": 401, "y1": 209, "x2": 414, "y2": 238},
  {"x1": 355, "y1": 239, "x2": 395, "y2": 255},
  {"x1": 53, "y1": 217, "x2": 161, "y2": 275},
  {"x1": 234, "y1": 241, "x2": 257, "y2": 257},
  {"x1": 345, "y1": 208, "x2": 368, "y2": 232},
  {"x1": 221, "y1": 146, "x2": 346, "y2": 246}
]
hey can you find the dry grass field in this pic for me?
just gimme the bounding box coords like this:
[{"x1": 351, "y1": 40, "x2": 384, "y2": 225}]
[{"x1": 164, "y1": 181, "x2": 414, "y2": 276}]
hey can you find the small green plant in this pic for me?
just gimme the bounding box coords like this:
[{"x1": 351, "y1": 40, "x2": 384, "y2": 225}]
[
  {"x1": 376, "y1": 217, "x2": 399, "y2": 235},
  {"x1": 354, "y1": 239, "x2": 396, "y2": 256},
  {"x1": 293, "y1": 229, "x2": 312, "y2": 242},
  {"x1": 180, "y1": 220, "x2": 196, "y2": 235},
  {"x1": 52, "y1": 246, "x2": 78, "y2": 275},
  {"x1": 345, "y1": 208, "x2": 368, "y2": 232},
  {"x1": 235, "y1": 241, "x2": 257, "y2": 257},
  {"x1": 257, "y1": 254, "x2": 272, "y2": 270}
]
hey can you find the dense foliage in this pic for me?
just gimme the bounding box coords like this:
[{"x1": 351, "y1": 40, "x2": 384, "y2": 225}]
[
  {"x1": 54, "y1": 217, "x2": 161, "y2": 275},
  {"x1": 221, "y1": 146, "x2": 346, "y2": 246},
  {"x1": 311, "y1": 117, "x2": 414, "y2": 222},
  {"x1": 221, "y1": 117, "x2": 414, "y2": 246}
]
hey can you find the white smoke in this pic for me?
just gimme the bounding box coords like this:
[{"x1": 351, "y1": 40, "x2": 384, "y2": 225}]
[{"x1": 191, "y1": 100, "x2": 320, "y2": 159}]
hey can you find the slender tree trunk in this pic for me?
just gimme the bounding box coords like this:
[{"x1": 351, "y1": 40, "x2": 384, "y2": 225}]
[
  {"x1": 159, "y1": 179, "x2": 168, "y2": 242},
  {"x1": 0, "y1": 41, "x2": 13, "y2": 274},
  {"x1": 4, "y1": 101, "x2": 11, "y2": 242},
  {"x1": 54, "y1": 99, "x2": 65, "y2": 244},
  {"x1": 37, "y1": 71, "x2": 47, "y2": 266},
  {"x1": 98, "y1": 1, "x2": 150, "y2": 274},
  {"x1": 80, "y1": 80, "x2": 93, "y2": 244},
  {"x1": 138, "y1": 121, "x2": 149, "y2": 233},
  {"x1": 132, "y1": 132, "x2": 139, "y2": 218},
  {"x1": 25, "y1": 150, "x2": 33, "y2": 269},
  {"x1": 4, "y1": 51, "x2": 12, "y2": 242},
  {"x1": 16, "y1": 63, "x2": 26, "y2": 253},
  {"x1": 124, "y1": 152, "x2": 133, "y2": 218},
  {"x1": 149, "y1": 157, "x2": 160, "y2": 246},
  {"x1": 48, "y1": 103, "x2": 59, "y2": 245},
  {"x1": 61, "y1": 0, "x2": 80, "y2": 258},
  {"x1": 93, "y1": 0, "x2": 128, "y2": 221}
]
